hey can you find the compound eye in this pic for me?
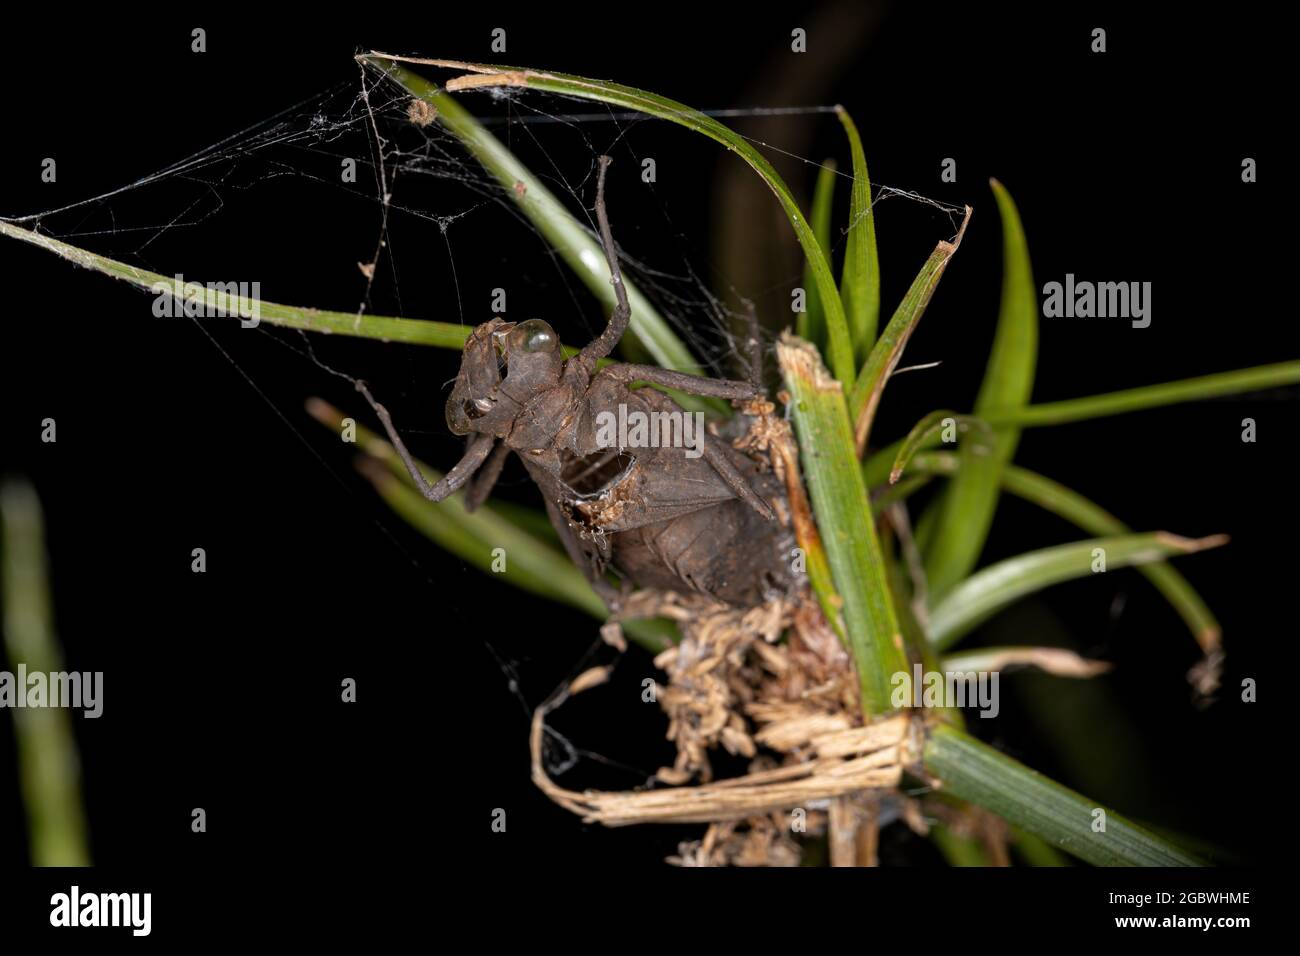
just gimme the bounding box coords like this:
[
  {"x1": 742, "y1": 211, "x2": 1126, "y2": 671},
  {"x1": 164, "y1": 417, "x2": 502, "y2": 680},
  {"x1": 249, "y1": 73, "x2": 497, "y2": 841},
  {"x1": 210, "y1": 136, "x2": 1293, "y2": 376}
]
[{"x1": 512, "y1": 319, "x2": 557, "y2": 354}]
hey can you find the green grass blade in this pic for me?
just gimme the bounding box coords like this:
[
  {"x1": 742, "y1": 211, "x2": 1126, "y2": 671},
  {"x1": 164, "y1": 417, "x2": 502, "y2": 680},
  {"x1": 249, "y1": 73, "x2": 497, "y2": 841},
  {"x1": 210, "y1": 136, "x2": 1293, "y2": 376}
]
[
  {"x1": 984, "y1": 360, "x2": 1300, "y2": 427},
  {"x1": 924, "y1": 723, "x2": 1204, "y2": 866},
  {"x1": 0, "y1": 219, "x2": 725, "y2": 407},
  {"x1": 362, "y1": 63, "x2": 706, "y2": 380},
  {"x1": 910, "y1": 452, "x2": 1222, "y2": 659},
  {"x1": 0, "y1": 220, "x2": 467, "y2": 347},
  {"x1": 864, "y1": 360, "x2": 1300, "y2": 480},
  {"x1": 924, "y1": 180, "x2": 1036, "y2": 597},
  {"x1": 889, "y1": 410, "x2": 989, "y2": 484},
  {"x1": 364, "y1": 54, "x2": 857, "y2": 388},
  {"x1": 801, "y1": 533, "x2": 846, "y2": 644},
  {"x1": 777, "y1": 333, "x2": 907, "y2": 714},
  {"x1": 367, "y1": 464, "x2": 602, "y2": 612},
  {"x1": 928, "y1": 532, "x2": 1227, "y2": 650},
  {"x1": 856, "y1": 363, "x2": 1300, "y2": 448},
  {"x1": 0, "y1": 479, "x2": 91, "y2": 866},
  {"x1": 848, "y1": 208, "x2": 970, "y2": 453},
  {"x1": 798, "y1": 159, "x2": 838, "y2": 348},
  {"x1": 835, "y1": 108, "x2": 879, "y2": 360},
  {"x1": 306, "y1": 399, "x2": 675, "y2": 652}
]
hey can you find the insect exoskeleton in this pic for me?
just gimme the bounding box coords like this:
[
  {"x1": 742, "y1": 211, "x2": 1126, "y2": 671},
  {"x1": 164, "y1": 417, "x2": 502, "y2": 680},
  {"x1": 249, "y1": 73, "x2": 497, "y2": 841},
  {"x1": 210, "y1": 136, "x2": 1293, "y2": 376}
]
[{"x1": 356, "y1": 155, "x2": 797, "y2": 609}]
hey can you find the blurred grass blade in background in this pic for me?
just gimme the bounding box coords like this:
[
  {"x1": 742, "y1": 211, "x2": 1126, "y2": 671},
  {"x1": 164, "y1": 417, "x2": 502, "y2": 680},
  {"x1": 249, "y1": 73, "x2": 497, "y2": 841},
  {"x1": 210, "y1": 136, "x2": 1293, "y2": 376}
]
[
  {"x1": 0, "y1": 479, "x2": 91, "y2": 866},
  {"x1": 1011, "y1": 826, "x2": 1072, "y2": 866},
  {"x1": 305, "y1": 399, "x2": 676, "y2": 652}
]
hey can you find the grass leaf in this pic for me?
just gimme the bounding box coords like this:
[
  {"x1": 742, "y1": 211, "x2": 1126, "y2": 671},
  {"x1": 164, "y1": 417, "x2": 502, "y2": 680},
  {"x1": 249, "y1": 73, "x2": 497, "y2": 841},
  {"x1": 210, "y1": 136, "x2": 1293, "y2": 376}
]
[
  {"x1": 863, "y1": 359, "x2": 1300, "y2": 485},
  {"x1": 848, "y1": 208, "x2": 971, "y2": 453},
  {"x1": 363, "y1": 66, "x2": 692, "y2": 371},
  {"x1": 835, "y1": 108, "x2": 879, "y2": 360},
  {"x1": 777, "y1": 333, "x2": 907, "y2": 714},
  {"x1": 924, "y1": 180, "x2": 1036, "y2": 597},
  {"x1": 924, "y1": 724, "x2": 1204, "y2": 865},
  {"x1": 983, "y1": 361, "x2": 1300, "y2": 426},
  {"x1": 0, "y1": 219, "x2": 730, "y2": 411},
  {"x1": 0, "y1": 220, "x2": 467, "y2": 347},
  {"x1": 889, "y1": 410, "x2": 989, "y2": 484},
  {"x1": 798, "y1": 158, "x2": 838, "y2": 349},
  {"x1": 909, "y1": 451, "x2": 1222, "y2": 660},
  {"x1": 363, "y1": 53, "x2": 858, "y2": 388},
  {"x1": 0, "y1": 479, "x2": 91, "y2": 865},
  {"x1": 928, "y1": 532, "x2": 1227, "y2": 650},
  {"x1": 306, "y1": 399, "x2": 675, "y2": 652}
]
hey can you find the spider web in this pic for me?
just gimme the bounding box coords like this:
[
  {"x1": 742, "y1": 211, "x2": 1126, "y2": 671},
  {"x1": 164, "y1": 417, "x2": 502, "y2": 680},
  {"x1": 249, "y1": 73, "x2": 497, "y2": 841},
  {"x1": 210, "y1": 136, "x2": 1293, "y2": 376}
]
[{"x1": 1, "y1": 59, "x2": 965, "y2": 785}]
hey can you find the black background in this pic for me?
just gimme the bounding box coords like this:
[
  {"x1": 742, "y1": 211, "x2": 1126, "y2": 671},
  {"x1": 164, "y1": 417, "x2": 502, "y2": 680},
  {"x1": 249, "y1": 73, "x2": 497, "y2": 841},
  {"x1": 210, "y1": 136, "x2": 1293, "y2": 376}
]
[{"x1": 0, "y1": 0, "x2": 1288, "y2": 896}]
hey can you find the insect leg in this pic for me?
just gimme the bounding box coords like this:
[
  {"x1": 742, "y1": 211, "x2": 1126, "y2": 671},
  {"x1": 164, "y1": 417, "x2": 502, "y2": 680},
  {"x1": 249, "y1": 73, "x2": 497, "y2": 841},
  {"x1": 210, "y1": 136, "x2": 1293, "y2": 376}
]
[
  {"x1": 463, "y1": 440, "x2": 512, "y2": 513},
  {"x1": 355, "y1": 380, "x2": 494, "y2": 501},
  {"x1": 598, "y1": 363, "x2": 760, "y2": 401},
  {"x1": 699, "y1": 435, "x2": 776, "y2": 521},
  {"x1": 623, "y1": 382, "x2": 775, "y2": 522},
  {"x1": 576, "y1": 155, "x2": 632, "y2": 371}
]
